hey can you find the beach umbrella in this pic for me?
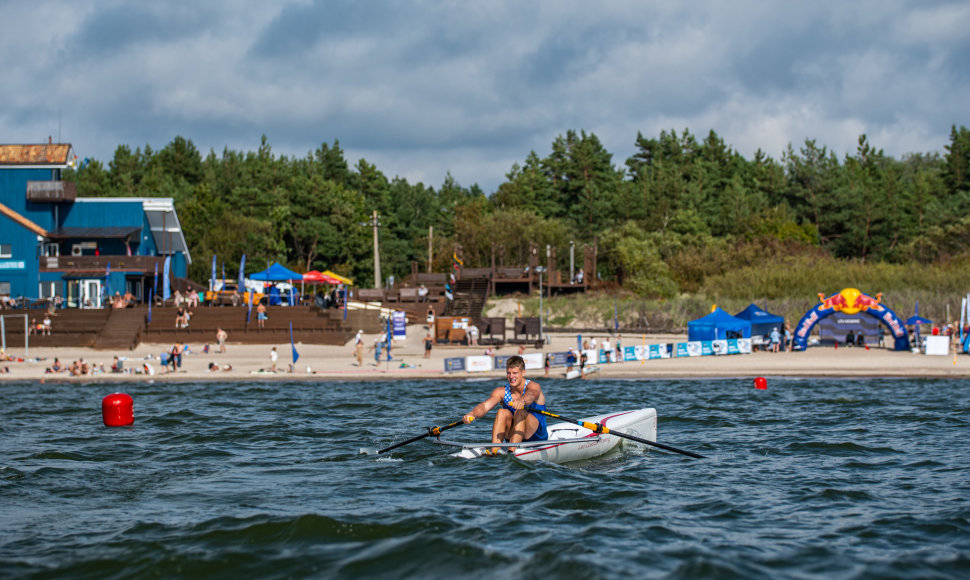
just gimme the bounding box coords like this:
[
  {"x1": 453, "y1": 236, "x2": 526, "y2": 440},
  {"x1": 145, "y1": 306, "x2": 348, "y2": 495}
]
[{"x1": 321, "y1": 270, "x2": 353, "y2": 285}]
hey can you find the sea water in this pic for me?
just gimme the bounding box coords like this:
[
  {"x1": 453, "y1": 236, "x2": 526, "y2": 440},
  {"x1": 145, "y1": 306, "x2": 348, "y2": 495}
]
[{"x1": 1, "y1": 377, "x2": 968, "y2": 579}]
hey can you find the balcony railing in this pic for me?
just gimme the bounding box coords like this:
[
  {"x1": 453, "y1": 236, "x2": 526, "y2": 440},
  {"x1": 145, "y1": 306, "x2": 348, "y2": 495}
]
[
  {"x1": 26, "y1": 181, "x2": 78, "y2": 202},
  {"x1": 40, "y1": 255, "x2": 164, "y2": 273}
]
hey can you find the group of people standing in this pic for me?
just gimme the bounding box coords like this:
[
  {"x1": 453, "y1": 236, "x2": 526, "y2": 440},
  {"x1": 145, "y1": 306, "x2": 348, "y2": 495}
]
[{"x1": 767, "y1": 324, "x2": 794, "y2": 352}]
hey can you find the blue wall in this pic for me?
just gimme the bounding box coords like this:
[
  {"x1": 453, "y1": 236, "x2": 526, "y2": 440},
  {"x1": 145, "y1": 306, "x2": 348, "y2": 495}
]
[
  {"x1": 0, "y1": 168, "x2": 55, "y2": 299},
  {"x1": 0, "y1": 167, "x2": 188, "y2": 301}
]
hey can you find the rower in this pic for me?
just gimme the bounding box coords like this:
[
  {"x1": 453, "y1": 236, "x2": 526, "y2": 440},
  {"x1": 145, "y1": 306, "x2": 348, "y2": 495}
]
[{"x1": 462, "y1": 355, "x2": 547, "y2": 453}]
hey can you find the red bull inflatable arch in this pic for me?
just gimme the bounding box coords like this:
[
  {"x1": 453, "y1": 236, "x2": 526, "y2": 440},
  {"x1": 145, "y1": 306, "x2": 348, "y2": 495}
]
[{"x1": 792, "y1": 288, "x2": 910, "y2": 351}]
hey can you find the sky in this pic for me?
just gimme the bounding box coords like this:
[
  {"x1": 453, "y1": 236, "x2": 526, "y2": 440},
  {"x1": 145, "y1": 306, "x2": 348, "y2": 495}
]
[{"x1": 2, "y1": 1, "x2": 968, "y2": 194}]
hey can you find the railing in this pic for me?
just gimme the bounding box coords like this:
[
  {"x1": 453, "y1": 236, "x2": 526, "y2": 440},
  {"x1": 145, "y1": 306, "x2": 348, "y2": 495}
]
[
  {"x1": 26, "y1": 181, "x2": 77, "y2": 202},
  {"x1": 40, "y1": 255, "x2": 165, "y2": 272}
]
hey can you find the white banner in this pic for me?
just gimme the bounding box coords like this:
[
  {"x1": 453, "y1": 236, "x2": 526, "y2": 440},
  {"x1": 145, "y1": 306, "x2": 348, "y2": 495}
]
[
  {"x1": 521, "y1": 352, "x2": 544, "y2": 370},
  {"x1": 465, "y1": 355, "x2": 494, "y2": 372}
]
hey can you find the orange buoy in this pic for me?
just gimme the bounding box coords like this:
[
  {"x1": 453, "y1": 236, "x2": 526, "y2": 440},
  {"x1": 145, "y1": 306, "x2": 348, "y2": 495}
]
[
  {"x1": 754, "y1": 377, "x2": 767, "y2": 390},
  {"x1": 102, "y1": 393, "x2": 133, "y2": 426}
]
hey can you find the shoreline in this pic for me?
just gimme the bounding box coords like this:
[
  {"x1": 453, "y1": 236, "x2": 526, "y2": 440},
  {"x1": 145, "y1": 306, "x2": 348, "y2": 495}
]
[{"x1": 2, "y1": 328, "x2": 968, "y2": 382}]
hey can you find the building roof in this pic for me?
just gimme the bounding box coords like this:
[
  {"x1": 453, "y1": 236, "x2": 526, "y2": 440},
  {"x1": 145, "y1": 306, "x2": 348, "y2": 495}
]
[{"x1": 0, "y1": 143, "x2": 75, "y2": 166}]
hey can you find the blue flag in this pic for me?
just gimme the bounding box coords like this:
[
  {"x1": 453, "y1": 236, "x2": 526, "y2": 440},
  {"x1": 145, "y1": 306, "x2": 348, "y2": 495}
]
[
  {"x1": 147, "y1": 288, "x2": 153, "y2": 323},
  {"x1": 290, "y1": 321, "x2": 299, "y2": 364},
  {"x1": 211, "y1": 254, "x2": 217, "y2": 290},
  {"x1": 247, "y1": 287, "x2": 253, "y2": 324},
  {"x1": 162, "y1": 256, "x2": 172, "y2": 302},
  {"x1": 222, "y1": 261, "x2": 226, "y2": 287},
  {"x1": 238, "y1": 254, "x2": 246, "y2": 290},
  {"x1": 153, "y1": 261, "x2": 158, "y2": 294},
  {"x1": 104, "y1": 262, "x2": 111, "y2": 303}
]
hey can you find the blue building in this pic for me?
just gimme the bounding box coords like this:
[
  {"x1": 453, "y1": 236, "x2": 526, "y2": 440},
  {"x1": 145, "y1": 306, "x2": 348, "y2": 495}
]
[{"x1": 0, "y1": 141, "x2": 191, "y2": 308}]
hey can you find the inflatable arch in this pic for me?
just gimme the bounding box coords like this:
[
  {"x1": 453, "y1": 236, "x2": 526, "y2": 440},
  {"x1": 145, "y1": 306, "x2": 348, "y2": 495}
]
[{"x1": 792, "y1": 288, "x2": 910, "y2": 351}]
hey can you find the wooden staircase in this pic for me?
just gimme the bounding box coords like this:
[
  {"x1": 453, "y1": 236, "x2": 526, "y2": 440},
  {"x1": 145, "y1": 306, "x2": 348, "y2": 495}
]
[
  {"x1": 139, "y1": 305, "x2": 379, "y2": 346},
  {"x1": 94, "y1": 308, "x2": 147, "y2": 350},
  {"x1": 445, "y1": 277, "x2": 489, "y2": 317},
  {"x1": 1, "y1": 309, "x2": 109, "y2": 349},
  {"x1": 0, "y1": 304, "x2": 381, "y2": 351}
]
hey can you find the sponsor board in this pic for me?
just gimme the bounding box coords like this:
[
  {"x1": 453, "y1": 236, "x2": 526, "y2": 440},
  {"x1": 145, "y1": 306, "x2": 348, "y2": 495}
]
[
  {"x1": 465, "y1": 356, "x2": 493, "y2": 372},
  {"x1": 443, "y1": 357, "x2": 465, "y2": 373}
]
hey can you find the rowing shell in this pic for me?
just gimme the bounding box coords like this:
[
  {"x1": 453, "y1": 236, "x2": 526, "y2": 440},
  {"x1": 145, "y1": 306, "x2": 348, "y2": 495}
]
[
  {"x1": 432, "y1": 408, "x2": 657, "y2": 463},
  {"x1": 565, "y1": 365, "x2": 600, "y2": 380}
]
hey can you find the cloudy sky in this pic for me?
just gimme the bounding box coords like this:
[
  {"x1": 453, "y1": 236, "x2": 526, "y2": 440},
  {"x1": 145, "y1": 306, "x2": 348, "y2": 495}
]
[{"x1": 2, "y1": 1, "x2": 967, "y2": 193}]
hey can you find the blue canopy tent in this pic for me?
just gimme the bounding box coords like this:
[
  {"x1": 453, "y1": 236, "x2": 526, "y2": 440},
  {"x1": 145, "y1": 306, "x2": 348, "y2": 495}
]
[
  {"x1": 250, "y1": 263, "x2": 302, "y2": 306},
  {"x1": 734, "y1": 303, "x2": 785, "y2": 339},
  {"x1": 688, "y1": 308, "x2": 752, "y2": 341}
]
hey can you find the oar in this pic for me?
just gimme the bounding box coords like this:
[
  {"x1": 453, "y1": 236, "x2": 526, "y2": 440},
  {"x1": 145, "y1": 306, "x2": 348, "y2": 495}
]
[
  {"x1": 532, "y1": 409, "x2": 704, "y2": 459},
  {"x1": 376, "y1": 417, "x2": 468, "y2": 454}
]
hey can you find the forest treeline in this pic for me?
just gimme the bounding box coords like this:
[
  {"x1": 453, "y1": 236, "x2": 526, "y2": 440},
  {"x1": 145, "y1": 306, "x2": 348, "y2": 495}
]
[{"x1": 66, "y1": 125, "x2": 970, "y2": 299}]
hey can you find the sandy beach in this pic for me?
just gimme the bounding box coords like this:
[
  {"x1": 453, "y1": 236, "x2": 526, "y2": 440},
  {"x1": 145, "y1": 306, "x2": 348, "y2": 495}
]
[{"x1": 2, "y1": 326, "x2": 969, "y2": 381}]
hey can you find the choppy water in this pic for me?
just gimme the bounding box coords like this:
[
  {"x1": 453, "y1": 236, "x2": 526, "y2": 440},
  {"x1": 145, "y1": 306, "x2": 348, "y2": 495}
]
[{"x1": 1, "y1": 376, "x2": 968, "y2": 579}]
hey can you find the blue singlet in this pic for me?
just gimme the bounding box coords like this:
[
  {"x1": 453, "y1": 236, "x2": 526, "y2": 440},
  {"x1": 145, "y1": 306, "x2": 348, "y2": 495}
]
[{"x1": 501, "y1": 379, "x2": 548, "y2": 441}]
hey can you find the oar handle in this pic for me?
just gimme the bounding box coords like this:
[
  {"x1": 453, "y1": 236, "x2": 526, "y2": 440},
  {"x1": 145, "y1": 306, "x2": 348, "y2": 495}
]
[
  {"x1": 533, "y1": 409, "x2": 704, "y2": 459},
  {"x1": 377, "y1": 418, "x2": 465, "y2": 454}
]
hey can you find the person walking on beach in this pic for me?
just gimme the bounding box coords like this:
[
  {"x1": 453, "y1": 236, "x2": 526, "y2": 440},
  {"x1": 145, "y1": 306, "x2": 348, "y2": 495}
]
[
  {"x1": 544, "y1": 353, "x2": 551, "y2": 377},
  {"x1": 369, "y1": 337, "x2": 383, "y2": 365},
  {"x1": 270, "y1": 346, "x2": 278, "y2": 372},
  {"x1": 216, "y1": 328, "x2": 228, "y2": 353},
  {"x1": 354, "y1": 330, "x2": 365, "y2": 366},
  {"x1": 462, "y1": 355, "x2": 547, "y2": 454},
  {"x1": 424, "y1": 333, "x2": 433, "y2": 359},
  {"x1": 580, "y1": 350, "x2": 588, "y2": 379}
]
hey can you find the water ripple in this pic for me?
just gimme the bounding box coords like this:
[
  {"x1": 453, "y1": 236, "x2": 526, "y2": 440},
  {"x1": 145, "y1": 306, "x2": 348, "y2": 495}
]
[{"x1": 1, "y1": 377, "x2": 969, "y2": 578}]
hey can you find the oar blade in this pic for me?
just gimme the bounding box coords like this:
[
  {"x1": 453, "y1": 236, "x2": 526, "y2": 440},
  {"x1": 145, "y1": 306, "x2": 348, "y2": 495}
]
[{"x1": 376, "y1": 417, "x2": 466, "y2": 455}]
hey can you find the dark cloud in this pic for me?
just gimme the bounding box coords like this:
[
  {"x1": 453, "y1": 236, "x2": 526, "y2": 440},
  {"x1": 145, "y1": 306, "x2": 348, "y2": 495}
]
[{"x1": 1, "y1": 1, "x2": 967, "y2": 194}]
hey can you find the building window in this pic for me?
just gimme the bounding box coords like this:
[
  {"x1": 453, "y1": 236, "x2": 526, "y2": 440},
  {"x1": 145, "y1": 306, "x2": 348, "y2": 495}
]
[
  {"x1": 39, "y1": 282, "x2": 60, "y2": 299},
  {"x1": 0, "y1": 282, "x2": 10, "y2": 297},
  {"x1": 0, "y1": 244, "x2": 11, "y2": 259}
]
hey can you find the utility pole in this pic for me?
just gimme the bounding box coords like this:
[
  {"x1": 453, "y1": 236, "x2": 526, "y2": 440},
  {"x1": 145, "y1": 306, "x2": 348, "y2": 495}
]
[
  {"x1": 569, "y1": 240, "x2": 575, "y2": 284},
  {"x1": 372, "y1": 211, "x2": 382, "y2": 289},
  {"x1": 538, "y1": 267, "x2": 544, "y2": 344},
  {"x1": 427, "y1": 225, "x2": 433, "y2": 273}
]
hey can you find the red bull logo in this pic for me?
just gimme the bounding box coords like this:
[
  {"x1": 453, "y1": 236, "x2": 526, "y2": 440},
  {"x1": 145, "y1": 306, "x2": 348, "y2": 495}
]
[
  {"x1": 817, "y1": 292, "x2": 849, "y2": 311},
  {"x1": 852, "y1": 292, "x2": 884, "y2": 313},
  {"x1": 818, "y1": 288, "x2": 883, "y2": 315}
]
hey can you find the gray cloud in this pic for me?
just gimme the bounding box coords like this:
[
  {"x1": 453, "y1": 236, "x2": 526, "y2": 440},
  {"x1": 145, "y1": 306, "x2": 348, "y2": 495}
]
[{"x1": 1, "y1": 0, "x2": 966, "y2": 193}]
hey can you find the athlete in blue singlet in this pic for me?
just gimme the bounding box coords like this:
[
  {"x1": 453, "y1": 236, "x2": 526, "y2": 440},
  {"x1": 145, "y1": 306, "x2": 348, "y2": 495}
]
[
  {"x1": 500, "y1": 379, "x2": 547, "y2": 441},
  {"x1": 463, "y1": 355, "x2": 547, "y2": 451}
]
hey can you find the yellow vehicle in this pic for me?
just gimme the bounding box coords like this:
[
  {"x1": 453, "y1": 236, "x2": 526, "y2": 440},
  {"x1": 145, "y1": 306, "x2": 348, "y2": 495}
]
[{"x1": 204, "y1": 281, "x2": 264, "y2": 306}]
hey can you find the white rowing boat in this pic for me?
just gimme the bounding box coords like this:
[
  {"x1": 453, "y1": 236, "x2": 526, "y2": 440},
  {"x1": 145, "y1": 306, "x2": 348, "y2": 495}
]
[
  {"x1": 564, "y1": 364, "x2": 600, "y2": 380},
  {"x1": 432, "y1": 408, "x2": 657, "y2": 463}
]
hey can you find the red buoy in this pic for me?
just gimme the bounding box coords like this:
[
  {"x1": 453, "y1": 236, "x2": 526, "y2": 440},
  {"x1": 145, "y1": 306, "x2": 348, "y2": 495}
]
[
  {"x1": 102, "y1": 393, "x2": 133, "y2": 426},
  {"x1": 754, "y1": 377, "x2": 767, "y2": 390}
]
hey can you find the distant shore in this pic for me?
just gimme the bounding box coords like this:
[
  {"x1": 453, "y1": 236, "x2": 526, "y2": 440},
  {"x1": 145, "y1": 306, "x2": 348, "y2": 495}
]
[{"x1": 2, "y1": 328, "x2": 969, "y2": 382}]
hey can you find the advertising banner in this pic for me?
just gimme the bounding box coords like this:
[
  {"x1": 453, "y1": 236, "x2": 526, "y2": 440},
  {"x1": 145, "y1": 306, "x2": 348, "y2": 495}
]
[
  {"x1": 392, "y1": 310, "x2": 407, "y2": 340},
  {"x1": 521, "y1": 353, "x2": 544, "y2": 370},
  {"x1": 465, "y1": 356, "x2": 493, "y2": 372},
  {"x1": 444, "y1": 357, "x2": 465, "y2": 373}
]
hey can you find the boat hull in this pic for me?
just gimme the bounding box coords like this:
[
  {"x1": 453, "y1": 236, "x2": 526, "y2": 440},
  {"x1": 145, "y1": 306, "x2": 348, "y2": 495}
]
[{"x1": 452, "y1": 408, "x2": 658, "y2": 463}]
